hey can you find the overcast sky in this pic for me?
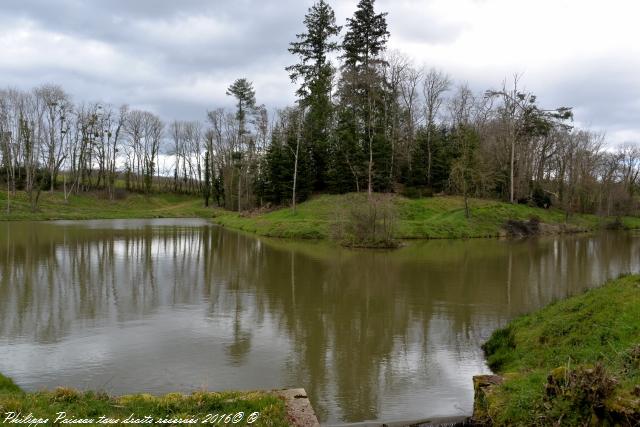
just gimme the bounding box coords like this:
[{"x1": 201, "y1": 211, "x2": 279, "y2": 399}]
[{"x1": 1, "y1": 0, "x2": 638, "y2": 144}]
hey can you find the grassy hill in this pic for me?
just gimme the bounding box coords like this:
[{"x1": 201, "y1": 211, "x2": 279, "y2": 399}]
[
  {"x1": 212, "y1": 193, "x2": 640, "y2": 239},
  {"x1": 0, "y1": 190, "x2": 210, "y2": 220},
  {"x1": 477, "y1": 274, "x2": 640, "y2": 425}
]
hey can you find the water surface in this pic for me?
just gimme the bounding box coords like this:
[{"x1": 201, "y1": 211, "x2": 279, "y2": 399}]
[{"x1": 1, "y1": 220, "x2": 639, "y2": 423}]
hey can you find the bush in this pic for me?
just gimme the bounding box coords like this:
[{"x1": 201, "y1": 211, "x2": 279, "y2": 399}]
[
  {"x1": 331, "y1": 194, "x2": 399, "y2": 248},
  {"x1": 1, "y1": 166, "x2": 52, "y2": 190},
  {"x1": 532, "y1": 186, "x2": 552, "y2": 208},
  {"x1": 605, "y1": 217, "x2": 626, "y2": 230},
  {"x1": 401, "y1": 186, "x2": 433, "y2": 199},
  {"x1": 544, "y1": 364, "x2": 618, "y2": 423}
]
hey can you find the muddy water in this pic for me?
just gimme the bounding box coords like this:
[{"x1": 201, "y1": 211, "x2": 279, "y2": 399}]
[{"x1": 1, "y1": 220, "x2": 638, "y2": 423}]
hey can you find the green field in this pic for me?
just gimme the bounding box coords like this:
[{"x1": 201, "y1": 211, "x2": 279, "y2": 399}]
[
  {"x1": 478, "y1": 274, "x2": 640, "y2": 426},
  {"x1": 212, "y1": 193, "x2": 640, "y2": 239},
  {"x1": 0, "y1": 374, "x2": 289, "y2": 426},
  {"x1": 0, "y1": 190, "x2": 211, "y2": 221}
]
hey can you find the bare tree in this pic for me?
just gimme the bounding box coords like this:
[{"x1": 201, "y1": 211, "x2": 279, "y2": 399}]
[
  {"x1": 35, "y1": 84, "x2": 71, "y2": 192},
  {"x1": 422, "y1": 68, "x2": 450, "y2": 186}
]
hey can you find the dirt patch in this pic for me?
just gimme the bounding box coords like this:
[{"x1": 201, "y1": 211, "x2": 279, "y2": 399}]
[
  {"x1": 504, "y1": 217, "x2": 587, "y2": 237},
  {"x1": 504, "y1": 217, "x2": 540, "y2": 237}
]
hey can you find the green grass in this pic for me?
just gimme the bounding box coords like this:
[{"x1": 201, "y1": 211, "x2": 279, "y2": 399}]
[
  {"x1": 213, "y1": 193, "x2": 640, "y2": 240},
  {"x1": 3, "y1": 191, "x2": 639, "y2": 241},
  {"x1": 478, "y1": 274, "x2": 640, "y2": 426},
  {"x1": 0, "y1": 190, "x2": 212, "y2": 221},
  {"x1": 0, "y1": 374, "x2": 289, "y2": 426}
]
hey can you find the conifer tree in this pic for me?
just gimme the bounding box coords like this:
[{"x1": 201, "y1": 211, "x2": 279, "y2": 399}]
[
  {"x1": 286, "y1": 0, "x2": 341, "y2": 191},
  {"x1": 226, "y1": 78, "x2": 256, "y2": 140},
  {"x1": 339, "y1": 0, "x2": 390, "y2": 195},
  {"x1": 226, "y1": 78, "x2": 257, "y2": 211}
]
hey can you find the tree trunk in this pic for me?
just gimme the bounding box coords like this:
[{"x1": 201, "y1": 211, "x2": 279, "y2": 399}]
[
  {"x1": 292, "y1": 107, "x2": 305, "y2": 213},
  {"x1": 510, "y1": 138, "x2": 515, "y2": 203}
]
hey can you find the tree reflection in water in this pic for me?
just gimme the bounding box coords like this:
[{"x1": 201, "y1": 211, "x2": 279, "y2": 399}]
[{"x1": 1, "y1": 220, "x2": 638, "y2": 423}]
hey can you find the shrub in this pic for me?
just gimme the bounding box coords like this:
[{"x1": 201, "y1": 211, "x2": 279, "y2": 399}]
[
  {"x1": 401, "y1": 186, "x2": 433, "y2": 199},
  {"x1": 532, "y1": 186, "x2": 552, "y2": 208},
  {"x1": 605, "y1": 217, "x2": 626, "y2": 230},
  {"x1": 544, "y1": 364, "x2": 618, "y2": 423},
  {"x1": 331, "y1": 194, "x2": 399, "y2": 248}
]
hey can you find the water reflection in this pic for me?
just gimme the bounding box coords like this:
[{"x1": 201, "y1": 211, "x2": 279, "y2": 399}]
[{"x1": 1, "y1": 220, "x2": 639, "y2": 423}]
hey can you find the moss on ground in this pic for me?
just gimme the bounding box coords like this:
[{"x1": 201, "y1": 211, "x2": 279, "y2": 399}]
[
  {"x1": 0, "y1": 373, "x2": 289, "y2": 426},
  {"x1": 478, "y1": 274, "x2": 640, "y2": 426}
]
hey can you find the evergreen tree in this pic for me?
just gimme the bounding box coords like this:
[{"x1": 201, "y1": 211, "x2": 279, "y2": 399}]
[
  {"x1": 213, "y1": 168, "x2": 224, "y2": 207},
  {"x1": 286, "y1": 0, "x2": 341, "y2": 191},
  {"x1": 411, "y1": 125, "x2": 456, "y2": 193},
  {"x1": 226, "y1": 78, "x2": 257, "y2": 211},
  {"x1": 226, "y1": 78, "x2": 256, "y2": 138},
  {"x1": 262, "y1": 109, "x2": 314, "y2": 205},
  {"x1": 286, "y1": 0, "x2": 341, "y2": 103},
  {"x1": 327, "y1": 106, "x2": 364, "y2": 193},
  {"x1": 339, "y1": 0, "x2": 390, "y2": 195},
  {"x1": 341, "y1": 0, "x2": 389, "y2": 71}
]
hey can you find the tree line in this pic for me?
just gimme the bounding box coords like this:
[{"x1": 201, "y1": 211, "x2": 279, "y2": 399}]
[{"x1": 1, "y1": 0, "x2": 639, "y2": 217}]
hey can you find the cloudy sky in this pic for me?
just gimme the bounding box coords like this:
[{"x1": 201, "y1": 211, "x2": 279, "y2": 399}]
[{"x1": 1, "y1": 0, "x2": 638, "y2": 144}]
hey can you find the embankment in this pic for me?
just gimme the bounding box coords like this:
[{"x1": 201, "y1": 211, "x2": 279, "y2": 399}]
[{"x1": 473, "y1": 274, "x2": 640, "y2": 426}]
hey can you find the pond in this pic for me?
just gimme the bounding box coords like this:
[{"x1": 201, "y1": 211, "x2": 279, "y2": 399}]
[{"x1": 1, "y1": 219, "x2": 639, "y2": 423}]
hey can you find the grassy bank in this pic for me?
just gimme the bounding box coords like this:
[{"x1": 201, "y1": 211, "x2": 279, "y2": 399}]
[
  {"x1": 213, "y1": 193, "x2": 640, "y2": 239},
  {"x1": 0, "y1": 190, "x2": 210, "y2": 221},
  {"x1": 477, "y1": 274, "x2": 640, "y2": 426},
  {"x1": 3, "y1": 191, "x2": 639, "y2": 241},
  {"x1": 0, "y1": 373, "x2": 289, "y2": 426}
]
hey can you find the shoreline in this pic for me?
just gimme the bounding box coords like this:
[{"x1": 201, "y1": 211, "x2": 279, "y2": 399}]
[
  {"x1": 472, "y1": 274, "x2": 640, "y2": 426},
  {"x1": 3, "y1": 191, "x2": 638, "y2": 243}
]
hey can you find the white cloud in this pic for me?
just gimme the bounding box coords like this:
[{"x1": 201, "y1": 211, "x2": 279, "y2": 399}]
[{"x1": 0, "y1": 0, "x2": 638, "y2": 143}]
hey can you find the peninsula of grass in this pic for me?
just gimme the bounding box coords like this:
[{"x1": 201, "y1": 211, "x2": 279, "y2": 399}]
[
  {"x1": 477, "y1": 274, "x2": 640, "y2": 426},
  {"x1": 0, "y1": 374, "x2": 289, "y2": 426},
  {"x1": 212, "y1": 193, "x2": 640, "y2": 240}
]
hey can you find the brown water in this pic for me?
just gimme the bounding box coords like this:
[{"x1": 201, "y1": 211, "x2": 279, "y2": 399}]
[{"x1": 1, "y1": 219, "x2": 639, "y2": 423}]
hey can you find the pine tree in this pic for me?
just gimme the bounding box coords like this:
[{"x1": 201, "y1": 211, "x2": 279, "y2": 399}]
[
  {"x1": 226, "y1": 78, "x2": 256, "y2": 138},
  {"x1": 286, "y1": 1, "x2": 341, "y2": 103},
  {"x1": 286, "y1": 0, "x2": 341, "y2": 191},
  {"x1": 342, "y1": 0, "x2": 389, "y2": 71},
  {"x1": 327, "y1": 106, "x2": 364, "y2": 193},
  {"x1": 339, "y1": 0, "x2": 390, "y2": 195},
  {"x1": 226, "y1": 78, "x2": 257, "y2": 211},
  {"x1": 262, "y1": 109, "x2": 314, "y2": 206}
]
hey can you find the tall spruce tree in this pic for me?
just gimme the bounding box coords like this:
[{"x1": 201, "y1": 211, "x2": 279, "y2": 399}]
[
  {"x1": 226, "y1": 78, "x2": 257, "y2": 211},
  {"x1": 286, "y1": 0, "x2": 341, "y2": 191},
  {"x1": 226, "y1": 78, "x2": 256, "y2": 139},
  {"x1": 340, "y1": 0, "x2": 390, "y2": 195}
]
